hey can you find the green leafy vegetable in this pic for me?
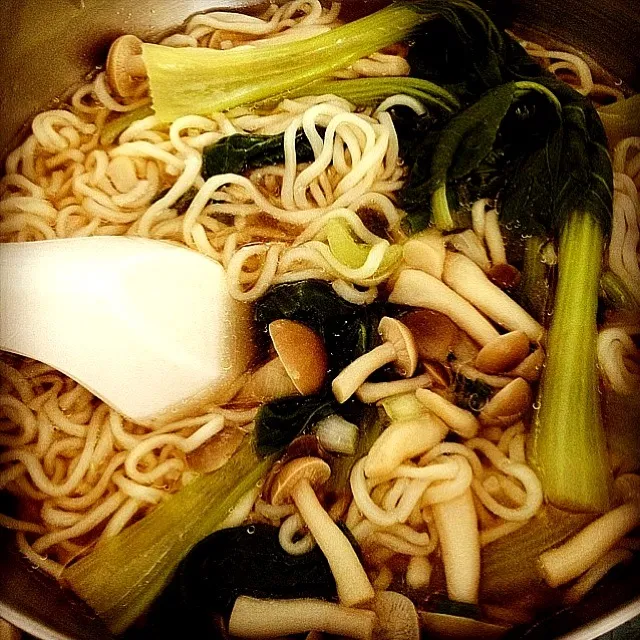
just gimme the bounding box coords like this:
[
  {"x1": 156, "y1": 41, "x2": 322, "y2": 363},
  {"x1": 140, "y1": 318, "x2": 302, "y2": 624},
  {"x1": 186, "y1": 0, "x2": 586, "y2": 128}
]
[
  {"x1": 600, "y1": 270, "x2": 640, "y2": 311},
  {"x1": 255, "y1": 394, "x2": 335, "y2": 456},
  {"x1": 531, "y1": 213, "x2": 612, "y2": 512},
  {"x1": 99, "y1": 106, "x2": 154, "y2": 145},
  {"x1": 177, "y1": 524, "x2": 336, "y2": 615},
  {"x1": 138, "y1": 524, "x2": 337, "y2": 639},
  {"x1": 481, "y1": 506, "x2": 594, "y2": 601},
  {"x1": 255, "y1": 280, "x2": 383, "y2": 375},
  {"x1": 283, "y1": 76, "x2": 459, "y2": 112},
  {"x1": 397, "y1": 0, "x2": 615, "y2": 512},
  {"x1": 598, "y1": 93, "x2": 640, "y2": 145},
  {"x1": 142, "y1": 3, "x2": 438, "y2": 121},
  {"x1": 518, "y1": 236, "x2": 554, "y2": 322},
  {"x1": 64, "y1": 440, "x2": 276, "y2": 633},
  {"x1": 202, "y1": 130, "x2": 317, "y2": 179}
]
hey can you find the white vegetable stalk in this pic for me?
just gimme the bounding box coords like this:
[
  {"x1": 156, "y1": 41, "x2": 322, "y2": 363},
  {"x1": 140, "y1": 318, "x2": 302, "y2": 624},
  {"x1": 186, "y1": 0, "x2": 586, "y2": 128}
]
[
  {"x1": 315, "y1": 414, "x2": 359, "y2": 455},
  {"x1": 388, "y1": 269, "x2": 499, "y2": 346},
  {"x1": 442, "y1": 252, "x2": 543, "y2": 342},
  {"x1": 228, "y1": 596, "x2": 376, "y2": 640},
  {"x1": 432, "y1": 488, "x2": 481, "y2": 604}
]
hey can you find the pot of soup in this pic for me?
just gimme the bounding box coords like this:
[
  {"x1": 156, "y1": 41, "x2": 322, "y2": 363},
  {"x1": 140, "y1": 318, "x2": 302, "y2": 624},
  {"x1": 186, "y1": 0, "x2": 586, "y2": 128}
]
[{"x1": 0, "y1": 1, "x2": 639, "y2": 639}]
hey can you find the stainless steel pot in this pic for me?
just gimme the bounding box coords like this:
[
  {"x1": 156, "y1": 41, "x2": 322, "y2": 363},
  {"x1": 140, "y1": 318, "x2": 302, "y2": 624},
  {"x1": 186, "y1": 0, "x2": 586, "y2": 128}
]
[{"x1": 0, "y1": 1, "x2": 638, "y2": 638}]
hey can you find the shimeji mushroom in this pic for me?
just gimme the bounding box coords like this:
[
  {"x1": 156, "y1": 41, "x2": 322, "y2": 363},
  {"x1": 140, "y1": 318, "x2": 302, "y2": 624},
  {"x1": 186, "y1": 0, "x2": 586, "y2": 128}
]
[
  {"x1": 332, "y1": 317, "x2": 417, "y2": 404},
  {"x1": 364, "y1": 414, "x2": 449, "y2": 479},
  {"x1": 355, "y1": 373, "x2": 433, "y2": 404},
  {"x1": 432, "y1": 488, "x2": 480, "y2": 604},
  {"x1": 475, "y1": 331, "x2": 531, "y2": 375},
  {"x1": 442, "y1": 252, "x2": 543, "y2": 342},
  {"x1": 415, "y1": 388, "x2": 480, "y2": 439},
  {"x1": 402, "y1": 229, "x2": 446, "y2": 279},
  {"x1": 401, "y1": 309, "x2": 461, "y2": 362},
  {"x1": 228, "y1": 596, "x2": 376, "y2": 640},
  {"x1": 479, "y1": 378, "x2": 532, "y2": 428},
  {"x1": 238, "y1": 319, "x2": 328, "y2": 402},
  {"x1": 388, "y1": 269, "x2": 499, "y2": 347},
  {"x1": 372, "y1": 591, "x2": 420, "y2": 640},
  {"x1": 106, "y1": 35, "x2": 147, "y2": 97},
  {"x1": 270, "y1": 457, "x2": 374, "y2": 607}
]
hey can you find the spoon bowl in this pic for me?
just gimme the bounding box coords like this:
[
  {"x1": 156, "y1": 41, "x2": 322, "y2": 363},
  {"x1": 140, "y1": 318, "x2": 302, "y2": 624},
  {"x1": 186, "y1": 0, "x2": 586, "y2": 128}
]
[{"x1": 0, "y1": 237, "x2": 254, "y2": 426}]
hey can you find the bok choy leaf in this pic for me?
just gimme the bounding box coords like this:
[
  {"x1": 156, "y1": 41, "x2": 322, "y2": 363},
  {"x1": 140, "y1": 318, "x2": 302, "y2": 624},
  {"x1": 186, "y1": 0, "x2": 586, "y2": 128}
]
[{"x1": 63, "y1": 441, "x2": 276, "y2": 633}]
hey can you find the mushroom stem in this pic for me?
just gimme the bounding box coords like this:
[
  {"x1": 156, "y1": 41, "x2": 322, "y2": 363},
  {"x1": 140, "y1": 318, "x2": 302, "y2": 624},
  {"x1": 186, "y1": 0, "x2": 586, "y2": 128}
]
[
  {"x1": 415, "y1": 388, "x2": 480, "y2": 439},
  {"x1": 228, "y1": 596, "x2": 376, "y2": 640},
  {"x1": 388, "y1": 269, "x2": 499, "y2": 346},
  {"x1": 443, "y1": 252, "x2": 543, "y2": 342},
  {"x1": 236, "y1": 357, "x2": 299, "y2": 402},
  {"x1": 291, "y1": 479, "x2": 375, "y2": 607},
  {"x1": 538, "y1": 500, "x2": 640, "y2": 588},
  {"x1": 432, "y1": 488, "x2": 480, "y2": 604},
  {"x1": 355, "y1": 374, "x2": 432, "y2": 404},
  {"x1": 332, "y1": 342, "x2": 397, "y2": 403}
]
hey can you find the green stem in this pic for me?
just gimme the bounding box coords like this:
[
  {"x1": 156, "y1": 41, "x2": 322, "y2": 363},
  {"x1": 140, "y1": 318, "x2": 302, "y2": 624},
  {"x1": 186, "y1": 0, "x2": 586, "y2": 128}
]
[
  {"x1": 64, "y1": 441, "x2": 276, "y2": 633},
  {"x1": 519, "y1": 235, "x2": 552, "y2": 322},
  {"x1": 530, "y1": 212, "x2": 611, "y2": 512},
  {"x1": 431, "y1": 185, "x2": 455, "y2": 231}
]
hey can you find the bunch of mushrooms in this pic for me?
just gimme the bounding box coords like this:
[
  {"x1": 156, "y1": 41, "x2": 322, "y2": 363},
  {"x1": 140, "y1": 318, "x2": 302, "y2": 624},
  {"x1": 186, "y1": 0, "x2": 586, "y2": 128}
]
[{"x1": 332, "y1": 317, "x2": 417, "y2": 404}]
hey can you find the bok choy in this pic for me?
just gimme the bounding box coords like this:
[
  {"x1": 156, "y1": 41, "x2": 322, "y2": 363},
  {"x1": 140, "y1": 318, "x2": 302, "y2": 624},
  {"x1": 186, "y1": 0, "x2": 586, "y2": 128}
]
[
  {"x1": 394, "y1": 2, "x2": 614, "y2": 511},
  {"x1": 63, "y1": 441, "x2": 276, "y2": 633},
  {"x1": 142, "y1": 3, "x2": 437, "y2": 122}
]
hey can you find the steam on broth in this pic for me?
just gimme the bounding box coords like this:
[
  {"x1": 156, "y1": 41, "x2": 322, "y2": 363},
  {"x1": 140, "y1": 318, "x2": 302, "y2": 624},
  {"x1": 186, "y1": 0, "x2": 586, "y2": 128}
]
[{"x1": 0, "y1": 0, "x2": 639, "y2": 638}]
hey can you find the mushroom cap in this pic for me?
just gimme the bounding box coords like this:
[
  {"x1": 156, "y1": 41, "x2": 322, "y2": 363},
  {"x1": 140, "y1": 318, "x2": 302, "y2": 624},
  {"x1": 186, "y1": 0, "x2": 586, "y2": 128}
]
[
  {"x1": 401, "y1": 309, "x2": 460, "y2": 362},
  {"x1": 270, "y1": 456, "x2": 331, "y2": 505},
  {"x1": 269, "y1": 319, "x2": 328, "y2": 395},
  {"x1": 475, "y1": 330, "x2": 530, "y2": 374},
  {"x1": 377, "y1": 317, "x2": 417, "y2": 377},
  {"x1": 479, "y1": 377, "x2": 532, "y2": 428},
  {"x1": 372, "y1": 591, "x2": 420, "y2": 640},
  {"x1": 106, "y1": 34, "x2": 144, "y2": 97}
]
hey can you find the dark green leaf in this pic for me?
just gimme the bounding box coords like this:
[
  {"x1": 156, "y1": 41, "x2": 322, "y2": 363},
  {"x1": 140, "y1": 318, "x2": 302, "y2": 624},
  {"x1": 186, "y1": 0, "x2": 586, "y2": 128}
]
[
  {"x1": 429, "y1": 82, "x2": 518, "y2": 187},
  {"x1": 255, "y1": 280, "x2": 383, "y2": 375},
  {"x1": 202, "y1": 130, "x2": 317, "y2": 179},
  {"x1": 254, "y1": 395, "x2": 335, "y2": 456}
]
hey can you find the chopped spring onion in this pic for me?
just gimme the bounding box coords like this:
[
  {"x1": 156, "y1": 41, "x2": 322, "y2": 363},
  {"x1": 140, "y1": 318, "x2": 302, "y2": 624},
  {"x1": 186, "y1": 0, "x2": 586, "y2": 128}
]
[
  {"x1": 380, "y1": 391, "x2": 429, "y2": 421},
  {"x1": 315, "y1": 414, "x2": 359, "y2": 455},
  {"x1": 63, "y1": 441, "x2": 275, "y2": 633},
  {"x1": 142, "y1": 3, "x2": 437, "y2": 121},
  {"x1": 325, "y1": 219, "x2": 401, "y2": 274}
]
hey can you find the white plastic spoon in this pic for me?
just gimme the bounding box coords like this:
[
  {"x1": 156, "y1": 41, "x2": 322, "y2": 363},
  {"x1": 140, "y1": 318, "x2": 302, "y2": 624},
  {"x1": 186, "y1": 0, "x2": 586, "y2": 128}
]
[{"x1": 0, "y1": 237, "x2": 254, "y2": 426}]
